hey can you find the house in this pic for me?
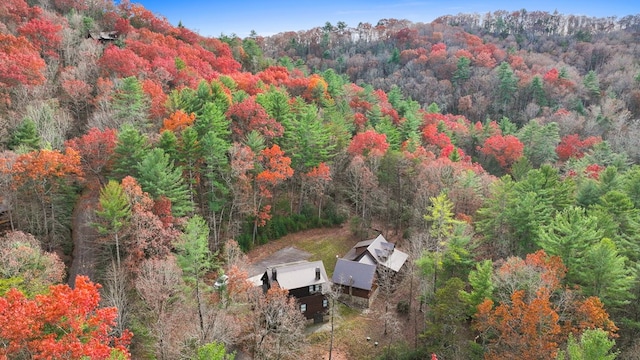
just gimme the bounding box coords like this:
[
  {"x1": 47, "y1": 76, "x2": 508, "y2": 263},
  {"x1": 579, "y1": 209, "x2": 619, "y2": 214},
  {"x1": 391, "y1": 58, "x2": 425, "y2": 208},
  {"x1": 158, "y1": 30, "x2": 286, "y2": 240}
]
[
  {"x1": 332, "y1": 259, "x2": 377, "y2": 308},
  {"x1": 343, "y1": 234, "x2": 408, "y2": 273},
  {"x1": 333, "y1": 234, "x2": 408, "y2": 307},
  {"x1": 88, "y1": 31, "x2": 119, "y2": 43},
  {"x1": 261, "y1": 260, "x2": 329, "y2": 323}
]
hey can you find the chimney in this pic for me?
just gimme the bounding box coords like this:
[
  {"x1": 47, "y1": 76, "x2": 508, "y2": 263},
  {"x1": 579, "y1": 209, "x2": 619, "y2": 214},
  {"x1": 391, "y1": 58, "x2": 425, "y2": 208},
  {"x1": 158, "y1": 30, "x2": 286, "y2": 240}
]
[
  {"x1": 315, "y1": 267, "x2": 321, "y2": 280},
  {"x1": 272, "y1": 268, "x2": 277, "y2": 281}
]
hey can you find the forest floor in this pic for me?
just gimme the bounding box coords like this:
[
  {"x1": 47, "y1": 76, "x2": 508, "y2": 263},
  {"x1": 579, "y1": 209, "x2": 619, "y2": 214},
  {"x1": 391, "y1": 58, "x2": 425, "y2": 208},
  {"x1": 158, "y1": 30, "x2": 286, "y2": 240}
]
[{"x1": 245, "y1": 224, "x2": 424, "y2": 360}]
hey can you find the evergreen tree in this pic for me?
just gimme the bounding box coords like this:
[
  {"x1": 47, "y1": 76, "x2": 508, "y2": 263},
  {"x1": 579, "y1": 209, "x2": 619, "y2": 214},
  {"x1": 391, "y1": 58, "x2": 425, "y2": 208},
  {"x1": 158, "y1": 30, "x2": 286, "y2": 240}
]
[
  {"x1": 579, "y1": 238, "x2": 635, "y2": 308},
  {"x1": 112, "y1": 124, "x2": 149, "y2": 179},
  {"x1": 176, "y1": 215, "x2": 216, "y2": 342},
  {"x1": 557, "y1": 329, "x2": 617, "y2": 360},
  {"x1": 530, "y1": 75, "x2": 547, "y2": 107},
  {"x1": 95, "y1": 180, "x2": 131, "y2": 268},
  {"x1": 157, "y1": 130, "x2": 179, "y2": 163},
  {"x1": 517, "y1": 121, "x2": 560, "y2": 167},
  {"x1": 496, "y1": 61, "x2": 518, "y2": 114},
  {"x1": 112, "y1": 76, "x2": 150, "y2": 127},
  {"x1": 136, "y1": 148, "x2": 193, "y2": 217},
  {"x1": 461, "y1": 260, "x2": 494, "y2": 316},
  {"x1": 583, "y1": 70, "x2": 601, "y2": 102},
  {"x1": 453, "y1": 56, "x2": 471, "y2": 85},
  {"x1": 536, "y1": 206, "x2": 604, "y2": 284},
  {"x1": 9, "y1": 118, "x2": 40, "y2": 151}
]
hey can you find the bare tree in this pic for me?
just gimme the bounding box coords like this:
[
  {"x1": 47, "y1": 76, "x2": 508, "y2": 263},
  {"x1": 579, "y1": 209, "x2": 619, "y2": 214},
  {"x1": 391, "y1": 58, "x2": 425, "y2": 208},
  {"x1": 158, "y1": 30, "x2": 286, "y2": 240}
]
[{"x1": 243, "y1": 286, "x2": 306, "y2": 360}]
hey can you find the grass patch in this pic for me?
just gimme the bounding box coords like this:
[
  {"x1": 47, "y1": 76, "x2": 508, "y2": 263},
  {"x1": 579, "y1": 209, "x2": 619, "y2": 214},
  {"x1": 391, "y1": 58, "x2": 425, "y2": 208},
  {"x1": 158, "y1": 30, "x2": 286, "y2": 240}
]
[{"x1": 296, "y1": 235, "x2": 354, "y2": 277}]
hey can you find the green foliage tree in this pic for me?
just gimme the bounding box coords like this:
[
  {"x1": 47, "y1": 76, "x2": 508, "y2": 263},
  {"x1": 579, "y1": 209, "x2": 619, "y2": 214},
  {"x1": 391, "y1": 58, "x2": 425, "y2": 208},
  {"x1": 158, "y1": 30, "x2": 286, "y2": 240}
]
[
  {"x1": 557, "y1": 329, "x2": 617, "y2": 360},
  {"x1": 157, "y1": 130, "x2": 179, "y2": 163},
  {"x1": 197, "y1": 341, "x2": 235, "y2": 360},
  {"x1": 9, "y1": 118, "x2": 40, "y2": 152},
  {"x1": 530, "y1": 75, "x2": 547, "y2": 107},
  {"x1": 536, "y1": 206, "x2": 604, "y2": 284},
  {"x1": 579, "y1": 238, "x2": 635, "y2": 308},
  {"x1": 583, "y1": 70, "x2": 601, "y2": 102},
  {"x1": 496, "y1": 61, "x2": 518, "y2": 114},
  {"x1": 112, "y1": 124, "x2": 149, "y2": 179},
  {"x1": 136, "y1": 148, "x2": 193, "y2": 217},
  {"x1": 461, "y1": 260, "x2": 494, "y2": 316},
  {"x1": 113, "y1": 76, "x2": 150, "y2": 127},
  {"x1": 453, "y1": 56, "x2": 471, "y2": 85},
  {"x1": 517, "y1": 121, "x2": 560, "y2": 167},
  {"x1": 95, "y1": 180, "x2": 131, "y2": 268},
  {"x1": 176, "y1": 215, "x2": 216, "y2": 342}
]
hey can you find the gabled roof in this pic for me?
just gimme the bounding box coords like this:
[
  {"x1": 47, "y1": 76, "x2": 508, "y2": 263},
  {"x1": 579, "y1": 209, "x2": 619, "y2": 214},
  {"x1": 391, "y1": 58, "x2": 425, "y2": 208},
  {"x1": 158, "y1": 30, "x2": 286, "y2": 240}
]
[
  {"x1": 332, "y1": 258, "x2": 376, "y2": 290},
  {"x1": 265, "y1": 260, "x2": 328, "y2": 291},
  {"x1": 344, "y1": 234, "x2": 408, "y2": 272}
]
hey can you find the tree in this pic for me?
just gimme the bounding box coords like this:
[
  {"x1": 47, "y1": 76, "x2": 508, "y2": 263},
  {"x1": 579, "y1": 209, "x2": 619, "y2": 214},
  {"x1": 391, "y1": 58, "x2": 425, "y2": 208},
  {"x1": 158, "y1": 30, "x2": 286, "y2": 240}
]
[
  {"x1": 65, "y1": 128, "x2": 117, "y2": 185},
  {"x1": 496, "y1": 62, "x2": 518, "y2": 114},
  {"x1": 136, "y1": 148, "x2": 193, "y2": 217},
  {"x1": 8, "y1": 118, "x2": 40, "y2": 152},
  {"x1": 0, "y1": 231, "x2": 65, "y2": 296},
  {"x1": 0, "y1": 33, "x2": 46, "y2": 88},
  {"x1": 556, "y1": 329, "x2": 617, "y2": 360},
  {"x1": 578, "y1": 238, "x2": 635, "y2": 308},
  {"x1": 475, "y1": 289, "x2": 562, "y2": 360},
  {"x1": 95, "y1": 180, "x2": 131, "y2": 269},
  {"x1": 135, "y1": 256, "x2": 192, "y2": 360},
  {"x1": 0, "y1": 276, "x2": 132, "y2": 359},
  {"x1": 461, "y1": 260, "x2": 494, "y2": 316},
  {"x1": 176, "y1": 215, "x2": 215, "y2": 343},
  {"x1": 479, "y1": 134, "x2": 524, "y2": 173},
  {"x1": 197, "y1": 341, "x2": 236, "y2": 360},
  {"x1": 7, "y1": 148, "x2": 83, "y2": 247},
  {"x1": 226, "y1": 97, "x2": 283, "y2": 141},
  {"x1": 536, "y1": 206, "x2": 604, "y2": 284},
  {"x1": 112, "y1": 124, "x2": 149, "y2": 180},
  {"x1": 517, "y1": 121, "x2": 560, "y2": 167},
  {"x1": 243, "y1": 286, "x2": 306, "y2": 360},
  {"x1": 112, "y1": 76, "x2": 150, "y2": 128}
]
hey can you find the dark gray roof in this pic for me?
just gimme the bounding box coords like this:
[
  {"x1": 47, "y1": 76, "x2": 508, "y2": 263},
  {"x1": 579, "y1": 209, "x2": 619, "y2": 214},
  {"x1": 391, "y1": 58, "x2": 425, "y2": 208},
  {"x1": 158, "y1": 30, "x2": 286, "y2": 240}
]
[
  {"x1": 343, "y1": 234, "x2": 408, "y2": 272},
  {"x1": 332, "y1": 258, "x2": 376, "y2": 291}
]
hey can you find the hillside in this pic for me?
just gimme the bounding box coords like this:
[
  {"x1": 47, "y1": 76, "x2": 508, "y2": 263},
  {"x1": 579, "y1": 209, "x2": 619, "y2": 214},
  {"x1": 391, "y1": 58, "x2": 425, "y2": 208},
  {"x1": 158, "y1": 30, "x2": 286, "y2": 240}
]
[{"x1": 0, "y1": 0, "x2": 639, "y2": 358}]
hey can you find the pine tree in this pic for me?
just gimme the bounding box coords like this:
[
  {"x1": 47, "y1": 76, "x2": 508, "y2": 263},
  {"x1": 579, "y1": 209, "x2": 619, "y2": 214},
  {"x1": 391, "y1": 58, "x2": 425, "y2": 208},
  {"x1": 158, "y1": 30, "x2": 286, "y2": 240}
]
[
  {"x1": 136, "y1": 148, "x2": 193, "y2": 217},
  {"x1": 453, "y1": 56, "x2": 471, "y2": 85},
  {"x1": 112, "y1": 76, "x2": 150, "y2": 127},
  {"x1": 95, "y1": 180, "x2": 131, "y2": 268},
  {"x1": 9, "y1": 118, "x2": 40, "y2": 152},
  {"x1": 157, "y1": 130, "x2": 179, "y2": 163},
  {"x1": 176, "y1": 215, "x2": 215, "y2": 342},
  {"x1": 112, "y1": 124, "x2": 149, "y2": 179},
  {"x1": 536, "y1": 206, "x2": 604, "y2": 284},
  {"x1": 579, "y1": 238, "x2": 635, "y2": 308}
]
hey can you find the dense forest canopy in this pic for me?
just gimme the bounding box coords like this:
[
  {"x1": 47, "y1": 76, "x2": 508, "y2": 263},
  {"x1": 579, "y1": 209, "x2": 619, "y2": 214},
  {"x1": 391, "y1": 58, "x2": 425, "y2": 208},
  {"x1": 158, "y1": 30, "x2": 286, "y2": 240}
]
[{"x1": 1, "y1": 0, "x2": 640, "y2": 358}]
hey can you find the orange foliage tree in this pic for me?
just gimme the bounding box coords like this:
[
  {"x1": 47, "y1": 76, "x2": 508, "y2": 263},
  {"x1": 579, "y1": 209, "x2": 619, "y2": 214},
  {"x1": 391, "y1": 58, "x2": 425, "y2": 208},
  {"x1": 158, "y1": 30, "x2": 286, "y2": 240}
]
[
  {"x1": 474, "y1": 250, "x2": 617, "y2": 360},
  {"x1": 0, "y1": 276, "x2": 132, "y2": 359}
]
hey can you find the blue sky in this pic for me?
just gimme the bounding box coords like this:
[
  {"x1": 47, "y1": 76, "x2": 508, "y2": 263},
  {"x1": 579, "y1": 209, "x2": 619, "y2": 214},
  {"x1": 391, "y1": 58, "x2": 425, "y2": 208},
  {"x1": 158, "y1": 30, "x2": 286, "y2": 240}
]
[{"x1": 133, "y1": 1, "x2": 640, "y2": 38}]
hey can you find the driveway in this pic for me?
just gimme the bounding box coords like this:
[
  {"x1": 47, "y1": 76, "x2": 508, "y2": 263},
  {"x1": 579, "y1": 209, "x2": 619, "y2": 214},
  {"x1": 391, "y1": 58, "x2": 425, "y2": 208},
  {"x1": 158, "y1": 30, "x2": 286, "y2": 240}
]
[{"x1": 246, "y1": 246, "x2": 312, "y2": 283}]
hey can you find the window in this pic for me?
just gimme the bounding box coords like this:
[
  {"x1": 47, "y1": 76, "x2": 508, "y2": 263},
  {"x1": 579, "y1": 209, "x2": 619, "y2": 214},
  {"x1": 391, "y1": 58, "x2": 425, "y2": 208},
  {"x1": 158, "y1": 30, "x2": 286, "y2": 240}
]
[
  {"x1": 300, "y1": 304, "x2": 307, "y2": 312},
  {"x1": 323, "y1": 299, "x2": 328, "y2": 308}
]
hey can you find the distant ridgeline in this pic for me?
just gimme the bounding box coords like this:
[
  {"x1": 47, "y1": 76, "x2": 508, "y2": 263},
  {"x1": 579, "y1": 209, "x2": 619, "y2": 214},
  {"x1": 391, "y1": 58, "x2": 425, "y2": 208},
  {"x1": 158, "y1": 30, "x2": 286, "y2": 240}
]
[{"x1": 434, "y1": 10, "x2": 640, "y2": 37}]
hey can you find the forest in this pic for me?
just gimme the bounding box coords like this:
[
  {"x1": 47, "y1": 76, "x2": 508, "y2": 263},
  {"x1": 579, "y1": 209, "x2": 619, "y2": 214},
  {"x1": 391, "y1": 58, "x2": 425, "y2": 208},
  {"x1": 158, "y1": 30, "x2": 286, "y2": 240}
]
[{"x1": 1, "y1": 0, "x2": 640, "y2": 358}]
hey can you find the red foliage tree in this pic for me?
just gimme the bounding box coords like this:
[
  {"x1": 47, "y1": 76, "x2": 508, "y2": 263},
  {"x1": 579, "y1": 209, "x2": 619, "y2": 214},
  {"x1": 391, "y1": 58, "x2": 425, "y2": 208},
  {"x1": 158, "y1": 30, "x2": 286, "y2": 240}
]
[
  {"x1": 479, "y1": 134, "x2": 524, "y2": 170},
  {"x1": 142, "y1": 79, "x2": 167, "y2": 120},
  {"x1": 65, "y1": 128, "x2": 117, "y2": 185},
  {"x1": 226, "y1": 97, "x2": 283, "y2": 141},
  {"x1": 347, "y1": 130, "x2": 389, "y2": 158},
  {"x1": 17, "y1": 16, "x2": 64, "y2": 58},
  {"x1": 99, "y1": 45, "x2": 150, "y2": 78},
  {"x1": 555, "y1": 134, "x2": 602, "y2": 161},
  {"x1": 0, "y1": 276, "x2": 132, "y2": 359},
  {"x1": 0, "y1": 33, "x2": 46, "y2": 88}
]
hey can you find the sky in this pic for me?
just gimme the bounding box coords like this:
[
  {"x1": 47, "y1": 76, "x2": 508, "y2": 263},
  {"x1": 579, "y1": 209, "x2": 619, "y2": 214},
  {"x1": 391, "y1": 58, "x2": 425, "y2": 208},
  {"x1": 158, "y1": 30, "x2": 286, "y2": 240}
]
[{"x1": 133, "y1": 0, "x2": 640, "y2": 38}]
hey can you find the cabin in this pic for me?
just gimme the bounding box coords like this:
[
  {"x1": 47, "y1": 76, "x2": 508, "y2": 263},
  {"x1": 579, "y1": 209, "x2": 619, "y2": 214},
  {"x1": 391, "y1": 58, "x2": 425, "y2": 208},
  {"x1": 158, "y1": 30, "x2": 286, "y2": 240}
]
[
  {"x1": 343, "y1": 234, "x2": 408, "y2": 273},
  {"x1": 261, "y1": 260, "x2": 330, "y2": 323},
  {"x1": 332, "y1": 234, "x2": 408, "y2": 307},
  {"x1": 87, "y1": 31, "x2": 119, "y2": 43},
  {"x1": 332, "y1": 258, "x2": 378, "y2": 308}
]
